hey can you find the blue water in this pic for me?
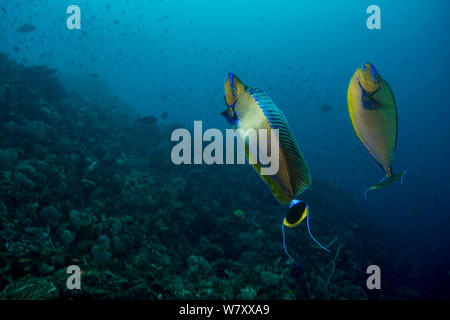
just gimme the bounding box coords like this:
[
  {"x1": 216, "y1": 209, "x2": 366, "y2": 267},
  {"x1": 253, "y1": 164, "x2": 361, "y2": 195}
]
[{"x1": 1, "y1": 0, "x2": 449, "y2": 299}]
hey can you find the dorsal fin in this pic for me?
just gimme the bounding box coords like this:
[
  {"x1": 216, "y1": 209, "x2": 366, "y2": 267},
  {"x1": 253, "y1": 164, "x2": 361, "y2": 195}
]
[{"x1": 247, "y1": 87, "x2": 311, "y2": 196}]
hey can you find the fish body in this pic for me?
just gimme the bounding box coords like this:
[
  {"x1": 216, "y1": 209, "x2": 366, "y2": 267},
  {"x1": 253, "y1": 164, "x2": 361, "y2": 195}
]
[
  {"x1": 223, "y1": 73, "x2": 330, "y2": 256},
  {"x1": 223, "y1": 73, "x2": 310, "y2": 206},
  {"x1": 17, "y1": 23, "x2": 36, "y2": 33},
  {"x1": 138, "y1": 115, "x2": 158, "y2": 125},
  {"x1": 347, "y1": 63, "x2": 406, "y2": 196}
]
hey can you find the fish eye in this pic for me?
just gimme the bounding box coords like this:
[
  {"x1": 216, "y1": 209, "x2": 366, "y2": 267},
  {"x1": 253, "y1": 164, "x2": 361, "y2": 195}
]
[{"x1": 232, "y1": 88, "x2": 237, "y2": 95}]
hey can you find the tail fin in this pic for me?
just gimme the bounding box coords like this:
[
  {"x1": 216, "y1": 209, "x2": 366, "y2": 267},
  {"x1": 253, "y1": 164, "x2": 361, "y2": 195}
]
[
  {"x1": 364, "y1": 170, "x2": 407, "y2": 200},
  {"x1": 282, "y1": 221, "x2": 294, "y2": 263},
  {"x1": 281, "y1": 200, "x2": 330, "y2": 262},
  {"x1": 306, "y1": 207, "x2": 331, "y2": 254}
]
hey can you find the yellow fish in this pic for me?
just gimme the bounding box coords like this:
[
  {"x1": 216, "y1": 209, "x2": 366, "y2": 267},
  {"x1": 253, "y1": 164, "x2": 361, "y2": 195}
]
[
  {"x1": 223, "y1": 73, "x2": 330, "y2": 257},
  {"x1": 347, "y1": 63, "x2": 406, "y2": 198}
]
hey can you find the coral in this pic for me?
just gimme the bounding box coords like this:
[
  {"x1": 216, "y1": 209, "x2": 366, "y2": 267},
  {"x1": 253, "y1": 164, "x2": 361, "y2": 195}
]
[
  {"x1": 233, "y1": 209, "x2": 246, "y2": 219},
  {"x1": 69, "y1": 210, "x2": 92, "y2": 228},
  {"x1": 187, "y1": 255, "x2": 212, "y2": 275},
  {"x1": 0, "y1": 148, "x2": 18, "y2": 164},
  {"x1": 12, "y1": 172, "x2": 35, "y2": 190},
  {"x1": 39, "y1": 206, "x2": 61, "y2": 227},
  {"x1": 238, "y1": 287, "x2": 257, "y2": 300},
  {"x1": 90, "y1": 245, "x2": 112, "y2": 267},
  {"x1": 60, "y1": 230, "x2": 76, "y2": 245},
  {"x1": 0, "y1": 276, "x2": 58, "y2": 300},
  {"x1": 260, "y1": 271, "x2": 281, "y2": 286},
  {"x1": 110, "y1": 219, "x2": 122, "y2": 235}
]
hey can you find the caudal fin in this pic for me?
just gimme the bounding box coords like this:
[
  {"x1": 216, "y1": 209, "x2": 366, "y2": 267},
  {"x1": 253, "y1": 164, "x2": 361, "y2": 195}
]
[
  {"x1": 364, "y1": 171, "x2": 407, "y2": 199},
  {"x1": 282, "y1": 200, "x2": 330, "y2": 262}
]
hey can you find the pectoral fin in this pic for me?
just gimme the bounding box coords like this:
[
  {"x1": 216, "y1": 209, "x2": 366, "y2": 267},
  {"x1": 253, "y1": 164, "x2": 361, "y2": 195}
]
[
  {"x1": 221, "y1": 109, "x2": 235, "y2": 125},
  {"x1": 362, "y1": 93, "x2": 383, "y2": 110},
  {"x1": 358, "y1": 77, "x2": 383, "y2": 110},
  {"x1": 222, "y1": 106, "x2": 238, "y2": 125}
]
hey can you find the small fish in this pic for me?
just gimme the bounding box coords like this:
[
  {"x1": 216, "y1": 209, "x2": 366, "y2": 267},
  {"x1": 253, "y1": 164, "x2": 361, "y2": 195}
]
[
  {"x1": 161, "y1": 111, "x2": 168, "y2": 119},
  {"x1": 320, "y1": 104, "x2": 332, "y2": 113},
  {"x1": 17, "y1": 23, "x2": 36, "y2": 33},
  {"x1": 138, "y1": 115, "x2": 158, "y2": 125},
  {"x1": 223, "y1": 73, "x2": 330, "y2": 260},
  {"x1": 347, "y1": 63, "x2": 406, "y2": 198},
  {"x1": 157, "y1": 15, "x2": 168, "y2": 22}
]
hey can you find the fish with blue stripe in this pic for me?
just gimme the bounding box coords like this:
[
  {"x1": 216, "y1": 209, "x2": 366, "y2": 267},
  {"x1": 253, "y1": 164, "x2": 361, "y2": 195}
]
[
  {"x1": 222, "y1": 73, "x2": 330, "y2": 261},
  {"x1": 347, "y1": 63, "x2": 407, "y2": 199}
]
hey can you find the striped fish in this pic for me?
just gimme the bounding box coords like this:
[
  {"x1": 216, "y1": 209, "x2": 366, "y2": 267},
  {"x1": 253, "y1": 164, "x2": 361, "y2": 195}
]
[
  {"x1": 223, "y1": 73, "x2": 330, "y2": 258},
  {"x1": 223, "y1": 73, "x2": 310, "y2": 207},
  {"x1": 347, "y1": 63, "x2": 406, "y2": 198}
]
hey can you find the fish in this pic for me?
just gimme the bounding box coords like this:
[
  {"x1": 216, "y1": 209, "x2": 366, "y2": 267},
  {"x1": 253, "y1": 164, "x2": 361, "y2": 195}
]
[
  {"x1": 138, "y1": 115, "x2": 158, "y2": 125},
  {"x1": 17, "y1": 23, "x2": 36, "y2": 33},
  {"x1": 347, "y1": 63, "x2": 406, "y2": 198},
  {"x1": 320, "y1": 104, "x2": 332, "y2": 113},
  {"x1": 223, "y1": 73, "x2": 330, "y2": 258},
  {"x1": 223, "y1": 73, "x2": 310, "y2": 206}
]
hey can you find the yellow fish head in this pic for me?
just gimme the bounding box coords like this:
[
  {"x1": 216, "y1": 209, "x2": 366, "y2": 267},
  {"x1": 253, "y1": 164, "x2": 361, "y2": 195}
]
[
  {"x1": 357, "y1": 63, "x2": 382, "y2": 93},
  {"x1": 224, "y1": 73, "x2": 246, "y2": 107}
]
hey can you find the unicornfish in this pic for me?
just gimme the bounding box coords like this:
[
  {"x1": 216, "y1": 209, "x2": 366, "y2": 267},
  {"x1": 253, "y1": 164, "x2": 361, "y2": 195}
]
[
  {"x1": 222, "y1": 73, "x2": 330, "y2": 260},
  {"x1": 347, "y1": 63, "x2": 406, "y2": 199}
]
